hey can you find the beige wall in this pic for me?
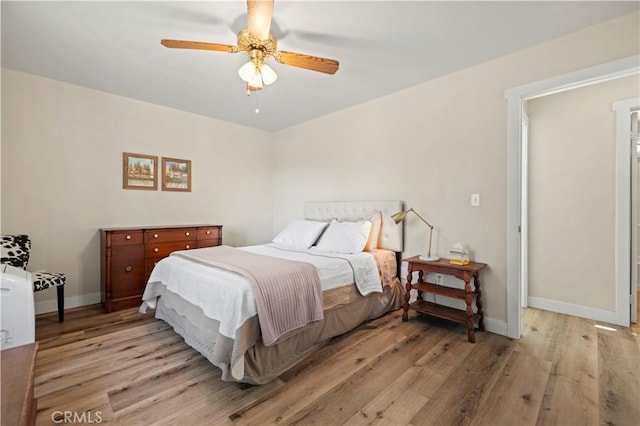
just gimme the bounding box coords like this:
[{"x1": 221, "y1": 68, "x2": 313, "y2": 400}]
[
  {"x1": 2, "y1": 11, "x2": 638, "y2": 324},
  {"x1": 527, "y1": 76, "x2": 639, "y2": 311},
  {"x1": 273, "y1": 11, "x2": 640, "y2": 325},
  {"x1": 1, "y1": 69, "x2": 274, "y2": 312}
]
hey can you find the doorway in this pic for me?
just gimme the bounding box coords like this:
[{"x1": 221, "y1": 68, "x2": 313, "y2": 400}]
[{"x1": 505, "y1": 55, "x2": 640, "y2": 339}]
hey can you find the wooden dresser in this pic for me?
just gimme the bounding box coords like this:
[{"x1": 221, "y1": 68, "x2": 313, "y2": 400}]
[
  {"x1": 1, "y1": 342, "x2": 38, "y2": 426},
  {"x1": 100, "y1": 224, "x2": 222, "y2": 312}
]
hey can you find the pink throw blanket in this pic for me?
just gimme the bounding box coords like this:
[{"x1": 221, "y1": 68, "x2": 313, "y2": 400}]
[{"x1": 173, "y1": 246, "x2": 323, "y2": 346}]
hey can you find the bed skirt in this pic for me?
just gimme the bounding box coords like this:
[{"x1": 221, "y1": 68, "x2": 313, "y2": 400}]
[{"x1": 154, "y1": 279, "x2": 403, "y2": 384}]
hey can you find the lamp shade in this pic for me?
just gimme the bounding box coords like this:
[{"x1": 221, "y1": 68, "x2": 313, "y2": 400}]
[
  {"x1": 260, "y1": 63, "x2": 278, "y2": 85},
  {"x1": 238, "y1": 61, "x2": 259, "y2": 83},
  {"x1": 391, "y1": 211, "x2": 407, "y2": 224},
  {"x1": 248, "y1": 72, "x2": 263, "y2": 89}
]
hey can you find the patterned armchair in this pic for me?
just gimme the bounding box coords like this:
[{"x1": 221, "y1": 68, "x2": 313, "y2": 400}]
[{"x1": 1, "y1": 235, "x2": 65, "y2": 322}]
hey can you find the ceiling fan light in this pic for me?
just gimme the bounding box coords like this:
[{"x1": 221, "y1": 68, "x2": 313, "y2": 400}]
[
  {"x1": 238, "y1": 61, "x2": 259, "y2": 83},
  {"x1": 249, "y1": 73, "x2": 263, "y2": 89},
  {"x1": 260, "y1": 63, "x2": 278, "y2": 85}
]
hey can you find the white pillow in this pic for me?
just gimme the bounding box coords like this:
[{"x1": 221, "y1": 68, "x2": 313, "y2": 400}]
[
  {"x1": 272, "y1": 220, "x2": 328, "y2": 249},
  {"x1": 315, "y1": 219, "x2": 372, "y2": 254}
]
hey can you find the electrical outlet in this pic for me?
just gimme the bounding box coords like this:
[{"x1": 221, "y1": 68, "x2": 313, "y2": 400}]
[{"x1": 434, "y1": 274, "x2": 444, "y2": 285}]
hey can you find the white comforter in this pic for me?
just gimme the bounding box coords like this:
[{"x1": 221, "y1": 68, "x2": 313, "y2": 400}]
[{"x1": 140, "y1": 243, "x2": 382, "y2": 340}]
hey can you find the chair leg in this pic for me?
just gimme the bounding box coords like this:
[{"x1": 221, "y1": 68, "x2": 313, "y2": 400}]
[{"x1": 56, "y1": 285, "x2": 64, "y2": 323}]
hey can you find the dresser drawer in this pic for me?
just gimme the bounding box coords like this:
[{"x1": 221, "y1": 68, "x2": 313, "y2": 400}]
[
  {"x1": 145, "y1": 256, "x2": 165, "y2": 282},
  {"x1": 109, "y1": 246, "x2": 144, "y2": 283},
  {"x1": 111, "y1": 278, "x2": 144, "y2": 299},
  {"x1": 109, "y1": 231, "x2": 143, "y2": 246},
  {"x1": 145, "y1": 228, "x2": 196, "y2": 243},
  {"x1": 145, "y1": 241, "x2": 194, "y2": 258},
  {"x1": 197, "y1": 227, "x2": 221, "y2": 240}
]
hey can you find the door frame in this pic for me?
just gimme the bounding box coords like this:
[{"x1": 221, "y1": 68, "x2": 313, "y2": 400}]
[
  {"x1": 520, "y1": 113, "x2": 529, "y2": 309},
  {"x1": 505, "y1": 55, "x2": 640, "y2": 339},
  {"x1": 616, "y1": 101, "x2": 640, "y2": 324}
]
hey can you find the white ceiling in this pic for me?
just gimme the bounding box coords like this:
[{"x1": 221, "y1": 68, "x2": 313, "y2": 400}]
[{"x1": 2, "y1": 1, "x2": 638, "y2": 132}]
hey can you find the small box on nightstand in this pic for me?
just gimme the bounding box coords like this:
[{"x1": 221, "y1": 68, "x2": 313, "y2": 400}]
[{"x1": 449, "y1": 246, "x2": 470, "y2": 265}]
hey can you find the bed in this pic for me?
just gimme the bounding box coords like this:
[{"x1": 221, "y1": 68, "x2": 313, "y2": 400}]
[{"x1": 140, "y1": 200, "x2": 405, "y2": 384}]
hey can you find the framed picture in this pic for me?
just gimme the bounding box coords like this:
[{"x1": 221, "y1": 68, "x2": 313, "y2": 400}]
[
  {"x1": 123, "y1": 152, "x2": 158, "y2": 190},
  {"x1": 162, "y1": 157, "x2": 191, "y2": 192}
]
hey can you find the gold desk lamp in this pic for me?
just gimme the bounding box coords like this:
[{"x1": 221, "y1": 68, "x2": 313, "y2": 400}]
[{"x1": 391, "y1": 208, "x2": 440, "y2": 262}]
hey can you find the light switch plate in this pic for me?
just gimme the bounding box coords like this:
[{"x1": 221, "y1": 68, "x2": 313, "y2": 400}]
[{"x1": 471, "y1": 193, "x2": 480, "y2": 207}]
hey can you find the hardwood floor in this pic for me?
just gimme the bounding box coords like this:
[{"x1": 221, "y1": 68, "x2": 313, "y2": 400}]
[{"x1": 34, "y1": 303, "x2": 640, "y2": 426}]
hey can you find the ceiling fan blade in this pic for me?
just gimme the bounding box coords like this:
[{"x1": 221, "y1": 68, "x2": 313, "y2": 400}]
[
  {"x1": 273, "y1": 51, "x2": 339, "y2": 75},
  {"x1": 246, "y1": 0, "x2": 274, "y2": 40},
  {"x1": 160, "y1": 39, "x2": 238, "y2": 53}
]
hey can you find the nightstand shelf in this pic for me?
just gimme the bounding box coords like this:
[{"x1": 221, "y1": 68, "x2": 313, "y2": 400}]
[
  {"x1": 403, "y1": 256, "x2": 487, "y2": 343},
  {"x1": 412, "y1": 282, "x2": 468, "y2": 300},
  {"x1": 410, "y1": 300, "x2": 475, "y2": 324}
]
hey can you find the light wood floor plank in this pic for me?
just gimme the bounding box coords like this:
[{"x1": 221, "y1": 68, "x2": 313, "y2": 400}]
[
  {"x1": 35, "y1": 331, "x2": 189, "y2": 398},
  {"x1": 232, "y1": 312, "x2": 424, "y2": 425},
  {"x1": 163, "y1": 379, "x2": 285, "y2": 426},
  {"x1": 552, "y1": 314, "x2": 599, "y2": 388},
  {"x1": 36, "y1": 320, "x2": 170, "y2": 366},
  {"x1": 471, "y1": 350, "x2": 552, "y2": 426},
  {"x1": 343, "y1": 328, "x2": 466, "y2": 426},
  {"x1": 343, "y1": 321, "x2": 479, "y2": 426},
  {"x1": 514, "y1": 308, "x2": 564, "y2": 362},
  {"x1": 598, "y1": 330, "x2": 640, "y2": 426},
  {"x1": 32, "y1": 304, "x2": 640, "y2": 426},
  {"x1": 286, "y1": 325, "x2": 452, "y2": 426},
  {"x1": 410, "y1": 332, "x2": 514, "y2": 426},
  {"x1": 407, "y1": 327, "x2": 478, "y2": 399},
  {"x1": 535, "y1": 314, "x2": 600, "y2": 425},
  {"x1": 108, "y1": 368, "x2": 222, "y2": 425},
  {"x1": 536, "y1": 376, "x2": 599, "y2": 426},
  {"x1": 277, "y1": 310, "x2": 416, "y2": 383}
]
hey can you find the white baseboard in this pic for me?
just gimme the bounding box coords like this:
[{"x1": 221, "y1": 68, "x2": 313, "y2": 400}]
[
  {"x1": 483, "y1": 317, "x2": 508, "y2": 336},
  {"x1": 35, "y1": 292, "x2": 101, "y2": 315},
  {"x1": 527, "y1": 296, "x2": 620, "y2": 325}
]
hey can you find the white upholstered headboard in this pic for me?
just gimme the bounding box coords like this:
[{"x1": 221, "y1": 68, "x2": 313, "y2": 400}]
[{"x1": 303, "y1": 200, "x2": 404, "y2": 252}]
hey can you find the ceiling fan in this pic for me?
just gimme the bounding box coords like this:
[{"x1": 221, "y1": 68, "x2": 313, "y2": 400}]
[{"x1": 161, "y1": 0, "x2": 340, "y2": 95}]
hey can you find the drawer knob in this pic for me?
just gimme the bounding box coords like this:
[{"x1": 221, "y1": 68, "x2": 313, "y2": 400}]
[
  {"x1": 125, "y1": 265, "x2": 132, "y2": 272},
  {"x1": 126, "y1": 235, "x2": 131, "y2": 240},
  {"x1": 206, "y1": 230, "x2": 211, "y2": 235},
  {"x1": 154, "y1": 248, "x2": 159, "y2": 253},
  {"x1": 185, "y1": 232, "x2": 190, "y2": 236},
  {"x1": 153, "y1": 234, "x2": 159, "y2": 239},
  {"x1": 185, "y1": 245, "x2": 190, "y2": 249}
]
